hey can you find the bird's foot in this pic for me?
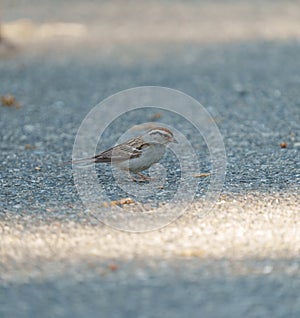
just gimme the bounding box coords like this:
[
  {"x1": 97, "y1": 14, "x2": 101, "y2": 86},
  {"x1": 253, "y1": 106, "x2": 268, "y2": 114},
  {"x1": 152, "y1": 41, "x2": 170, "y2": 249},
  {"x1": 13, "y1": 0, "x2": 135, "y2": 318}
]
[{"x1": 132, "y1": 173, "x2": 151, "y2": 183}]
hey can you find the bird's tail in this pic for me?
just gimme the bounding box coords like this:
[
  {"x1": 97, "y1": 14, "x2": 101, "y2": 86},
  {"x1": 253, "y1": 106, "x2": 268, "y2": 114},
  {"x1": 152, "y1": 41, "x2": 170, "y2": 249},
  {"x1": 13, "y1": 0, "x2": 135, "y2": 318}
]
[{"x1": 61, "y1": 157, "x2": 96, "y2": 167}]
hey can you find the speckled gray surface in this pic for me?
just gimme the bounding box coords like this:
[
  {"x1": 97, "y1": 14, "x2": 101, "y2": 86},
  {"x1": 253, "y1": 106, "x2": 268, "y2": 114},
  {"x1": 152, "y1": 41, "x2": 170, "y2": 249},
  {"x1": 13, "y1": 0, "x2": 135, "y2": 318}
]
[
  {"x1": 1, "y1": 1, "x2": 300, "y2": 317},
  {"x1": 1, "y1": 42, "x2": 299, "y2": 212}
]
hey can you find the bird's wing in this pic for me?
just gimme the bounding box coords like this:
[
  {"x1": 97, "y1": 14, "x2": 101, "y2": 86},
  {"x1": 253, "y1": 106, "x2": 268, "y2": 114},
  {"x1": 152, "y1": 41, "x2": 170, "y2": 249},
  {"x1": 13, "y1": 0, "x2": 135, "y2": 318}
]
[{"x1": 93, "y1": 136, "x2": 149, "y2": 163}]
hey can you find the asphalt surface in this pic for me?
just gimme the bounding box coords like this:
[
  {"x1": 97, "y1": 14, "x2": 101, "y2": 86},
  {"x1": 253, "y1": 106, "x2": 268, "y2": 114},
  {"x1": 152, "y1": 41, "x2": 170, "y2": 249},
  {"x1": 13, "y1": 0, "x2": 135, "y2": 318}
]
[{"x1": 1, "y1": 1, "x2": 300, "y2": 317}]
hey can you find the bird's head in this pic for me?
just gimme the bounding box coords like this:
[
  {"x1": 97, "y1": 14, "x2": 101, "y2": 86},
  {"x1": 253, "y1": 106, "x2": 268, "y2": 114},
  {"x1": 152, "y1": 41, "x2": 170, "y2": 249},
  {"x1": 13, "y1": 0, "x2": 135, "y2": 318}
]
[{"x1": 146, "y1": 127, "x2": 178, "y2": 145}]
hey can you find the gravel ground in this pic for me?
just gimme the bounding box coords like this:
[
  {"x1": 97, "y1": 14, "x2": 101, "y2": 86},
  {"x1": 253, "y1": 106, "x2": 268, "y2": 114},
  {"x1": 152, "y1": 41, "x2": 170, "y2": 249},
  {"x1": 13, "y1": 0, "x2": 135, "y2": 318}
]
[{"x1": 1, "y1": 1, "x2": 300, "y2": 317}]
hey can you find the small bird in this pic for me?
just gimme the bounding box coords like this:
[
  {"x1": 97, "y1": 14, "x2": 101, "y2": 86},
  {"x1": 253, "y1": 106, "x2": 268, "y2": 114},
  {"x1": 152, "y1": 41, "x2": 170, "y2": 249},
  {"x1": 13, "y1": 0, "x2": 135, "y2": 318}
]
[{"x1": 72, "y1": 127, "x2": 177, "y2": 181}]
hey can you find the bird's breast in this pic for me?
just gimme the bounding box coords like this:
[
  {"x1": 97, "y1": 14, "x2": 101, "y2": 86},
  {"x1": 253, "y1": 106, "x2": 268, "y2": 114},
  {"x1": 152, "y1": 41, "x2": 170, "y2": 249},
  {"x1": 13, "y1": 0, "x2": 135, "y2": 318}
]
[{"x1": 117, "y1": 144, "x2": 166, "y2": 173}]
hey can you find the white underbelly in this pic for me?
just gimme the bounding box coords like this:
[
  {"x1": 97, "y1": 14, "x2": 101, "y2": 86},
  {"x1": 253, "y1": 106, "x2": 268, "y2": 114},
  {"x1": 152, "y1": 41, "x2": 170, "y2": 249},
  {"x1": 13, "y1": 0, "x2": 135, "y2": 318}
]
[{"x1": 116, "y1": 144, "x2": 166, "y2": 173}]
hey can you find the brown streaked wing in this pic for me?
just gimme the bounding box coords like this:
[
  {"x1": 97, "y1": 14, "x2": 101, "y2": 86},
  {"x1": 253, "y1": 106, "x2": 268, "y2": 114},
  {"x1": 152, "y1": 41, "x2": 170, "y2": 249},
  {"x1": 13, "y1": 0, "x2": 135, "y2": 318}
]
[{"x1": 93, "y1": 136, "x2": 146, "y2": 163}]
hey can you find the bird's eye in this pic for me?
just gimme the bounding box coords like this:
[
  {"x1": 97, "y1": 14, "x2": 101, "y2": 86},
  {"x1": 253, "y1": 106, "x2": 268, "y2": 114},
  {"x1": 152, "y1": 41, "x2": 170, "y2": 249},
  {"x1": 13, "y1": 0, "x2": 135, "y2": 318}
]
[{"x1": 137, "y1": 143, "x2": 150, "y2": 150}]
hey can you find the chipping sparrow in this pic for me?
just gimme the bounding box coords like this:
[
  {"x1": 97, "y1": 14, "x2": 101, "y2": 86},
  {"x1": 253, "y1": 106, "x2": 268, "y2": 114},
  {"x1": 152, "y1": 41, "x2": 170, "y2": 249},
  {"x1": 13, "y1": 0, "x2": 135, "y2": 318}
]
[{"x1": 73, "y1": 127, "x2": 177, "y2": 181}]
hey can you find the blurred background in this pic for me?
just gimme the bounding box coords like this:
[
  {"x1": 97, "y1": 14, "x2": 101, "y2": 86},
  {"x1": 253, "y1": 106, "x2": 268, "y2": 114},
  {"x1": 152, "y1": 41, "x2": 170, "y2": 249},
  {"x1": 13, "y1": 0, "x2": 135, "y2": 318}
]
[
  {"x1": 1, "y1": 1, "x2": 300, "y2": 318},
  {"x1": 1, "y1": 0, "x2": 300, "y2": 58}
]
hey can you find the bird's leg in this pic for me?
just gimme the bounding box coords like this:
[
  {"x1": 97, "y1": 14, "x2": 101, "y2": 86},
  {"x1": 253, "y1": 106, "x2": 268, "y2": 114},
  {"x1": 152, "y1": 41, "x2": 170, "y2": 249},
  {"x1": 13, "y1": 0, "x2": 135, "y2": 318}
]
[
  {"x1": 132, "y1": 172, "x2": 151, "y2": 182},
  {"x1": 138, "y1": 173, "x2": 151, "y2": 181}
]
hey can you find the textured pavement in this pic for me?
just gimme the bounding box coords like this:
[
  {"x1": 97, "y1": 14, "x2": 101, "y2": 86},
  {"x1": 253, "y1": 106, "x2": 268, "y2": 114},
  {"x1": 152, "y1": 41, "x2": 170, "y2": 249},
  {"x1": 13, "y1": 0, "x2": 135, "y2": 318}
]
[{"x1": 1, "y1": 1, "x2": 300, "y2": 317}]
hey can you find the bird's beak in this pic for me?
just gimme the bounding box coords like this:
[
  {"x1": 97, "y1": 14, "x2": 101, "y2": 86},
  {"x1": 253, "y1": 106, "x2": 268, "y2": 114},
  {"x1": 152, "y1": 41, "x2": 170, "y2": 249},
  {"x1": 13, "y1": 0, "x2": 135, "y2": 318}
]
[{"x1": 170, "y1": 137, "x2": 178, "y2": 143}]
